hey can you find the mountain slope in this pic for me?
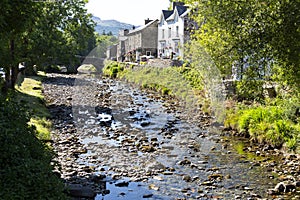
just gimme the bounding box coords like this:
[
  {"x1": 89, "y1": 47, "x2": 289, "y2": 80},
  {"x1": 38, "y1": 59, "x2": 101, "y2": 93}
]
[{"x1": 92, "y1": 16, "x2": 134, "y2": 36}]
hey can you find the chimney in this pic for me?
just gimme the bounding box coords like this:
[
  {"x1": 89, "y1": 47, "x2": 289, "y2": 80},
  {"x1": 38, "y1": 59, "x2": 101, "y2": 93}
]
[
  {"x1": 145, "y1": 18, "x2": 152, "y2": 25},
  {"x1": 124, "y1": 29, "x2": 129, "y2": 35},
  {"x1": 119, "y1": 29, "x2": 129, "y2": 36},
  {"x1": 173, "y1": 1, "x2": 184, "y2": 9},
  {"x1": 132, "y1": 25, "x2": 135, "y2": 30}
]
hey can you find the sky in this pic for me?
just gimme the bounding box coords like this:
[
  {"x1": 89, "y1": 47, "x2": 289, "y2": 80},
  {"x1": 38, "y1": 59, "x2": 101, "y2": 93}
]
[{"x1": 85, "y1": 0, "x2": 170, "y2": 26}]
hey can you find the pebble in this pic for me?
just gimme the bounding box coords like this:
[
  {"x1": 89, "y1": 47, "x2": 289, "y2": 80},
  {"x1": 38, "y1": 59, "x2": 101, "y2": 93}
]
[{"x1": 153, "y1": 176, "x2": 164, "y2": 181}]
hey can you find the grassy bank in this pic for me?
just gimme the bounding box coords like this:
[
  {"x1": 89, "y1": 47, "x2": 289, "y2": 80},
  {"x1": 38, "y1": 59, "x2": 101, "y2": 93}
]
[
  {"x1": 225, "y1": 96, "x2": 300, "y2": 152},
  {"x1": 103, "y1": 60, "x2": 300, "y2": 152},
  {"x1": 0, "y1": 74, "x2": 67, "y2": 199},
  {"x1": 16, "y1": 73, "x2": 52, "y2": 141},
  {"x1": 103, "y1": 60, "x2": 208, "y2": 112}
]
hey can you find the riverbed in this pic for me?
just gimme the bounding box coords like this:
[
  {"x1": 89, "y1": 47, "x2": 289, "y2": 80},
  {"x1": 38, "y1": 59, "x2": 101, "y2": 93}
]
[{"x1": 43, "y1": 73, "x2": 299, "y2": 200}]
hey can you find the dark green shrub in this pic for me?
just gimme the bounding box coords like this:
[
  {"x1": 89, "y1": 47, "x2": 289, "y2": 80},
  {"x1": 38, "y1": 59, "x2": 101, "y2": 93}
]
[
  {"x1": 0, "y1": 95, "x2": 66, "y2": 199},
  {"x1": 236, "y1": 80, "x2": 264, "y2": 102}
]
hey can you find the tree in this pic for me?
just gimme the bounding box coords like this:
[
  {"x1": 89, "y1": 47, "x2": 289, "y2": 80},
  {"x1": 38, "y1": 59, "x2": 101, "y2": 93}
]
[
  {"x1": 0, "y1": 0, "x2": 39, "y2": 89},
  {"x1": 182, "y1": 0, "x2": 300, "y2": 91},
  {"x1": 94, "y1": 33, "x2": 118, "y2": 58},
  {"x1": 27, "y1": 0, "x2": 95, "y2": 72},
  {"x1": 0, "y1": 0, "x2": 95, "y2": 90}
]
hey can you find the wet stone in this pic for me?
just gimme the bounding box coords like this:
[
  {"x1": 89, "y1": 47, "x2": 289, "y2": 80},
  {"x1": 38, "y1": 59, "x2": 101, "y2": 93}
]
[
  {"x1": 182, "y1": 175, "x2": 192, "y2": 182},
  {"x1": 178, "y1": 159, "x2": 191, "y2": 165},
  {"x1": 67, "y1": 184, "x2": 96, "y2": 198},
  {"x1": 143, "y1": 193, "x2": 153, "y2": 198},
  {"x1": 115, "y1": 181, "x2": 129, "y2": 187}
]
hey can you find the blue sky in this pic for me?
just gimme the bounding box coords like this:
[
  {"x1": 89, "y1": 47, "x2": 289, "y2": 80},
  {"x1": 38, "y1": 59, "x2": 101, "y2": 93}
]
[{"x1": 85, "y1": 0, "x2": 170, "y2": 25}]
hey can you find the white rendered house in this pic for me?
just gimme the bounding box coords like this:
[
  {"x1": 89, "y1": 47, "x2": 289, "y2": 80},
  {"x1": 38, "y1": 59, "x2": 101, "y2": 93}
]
[{"x1": 158, "y1": 2, "x2": 189, "y2": 59}]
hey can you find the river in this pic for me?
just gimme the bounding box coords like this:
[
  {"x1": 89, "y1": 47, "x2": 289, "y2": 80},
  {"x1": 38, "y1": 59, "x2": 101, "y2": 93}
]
[{"x1": 43, "y1": 73, "x2": 299, "y2": 200}]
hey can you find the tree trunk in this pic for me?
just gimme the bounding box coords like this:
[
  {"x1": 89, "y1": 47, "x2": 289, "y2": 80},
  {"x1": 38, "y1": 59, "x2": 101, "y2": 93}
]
[{"x1": 6, "y1": 39, "x2": 19, "y2": 90}]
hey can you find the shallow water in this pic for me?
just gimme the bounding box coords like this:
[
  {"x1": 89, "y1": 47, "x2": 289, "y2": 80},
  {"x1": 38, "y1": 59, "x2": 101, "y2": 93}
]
[{"x1": 67, "y1": 75, "x2": 290, "y2": 199}]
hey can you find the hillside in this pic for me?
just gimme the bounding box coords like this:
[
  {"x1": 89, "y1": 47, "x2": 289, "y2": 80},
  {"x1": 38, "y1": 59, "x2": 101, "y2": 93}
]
[{"x1": 92, "y1": 16, "x2": 134, "y2": 36}]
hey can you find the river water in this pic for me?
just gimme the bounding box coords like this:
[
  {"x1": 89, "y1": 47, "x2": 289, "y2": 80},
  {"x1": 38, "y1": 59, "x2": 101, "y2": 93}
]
[{"x1": 44, "y1": 73, "x2": 298, "y2": 199}]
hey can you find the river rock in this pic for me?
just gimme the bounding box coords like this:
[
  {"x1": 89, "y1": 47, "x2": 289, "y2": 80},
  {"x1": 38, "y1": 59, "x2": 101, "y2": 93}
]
[
  {"x1": 140, "y1": 145, "x2": 156, "y2": 152},
  {"x1": 146, "y1": 161, "x2": 166, "y2": 172},
  {"x1": 208, "y1": 174, "x2": 223, "y2": 181},
  {"x1": 67, "y1": 184, "x2": 96, "y2": 198},
  {"x1": 178, "y1": 159, "x2": 191, "y2": 165},
  {"x1": 115, "y1": 181, "x2": 129, "y2": 187},
  {"x1": 201, "y1": 181, "x2": 214, "y2": 186},
  {"x1": 182, "y1": 175, "x2": 192, "y2": 182},
  {"x1": 91, "y1": 174, "x2": 106, "y2": 183},
  {"x1": 269, "y1": 181, "x2": 297, "y2": 194},
  {"x1": 149, "y1": 184, "x2": 160, "y2": 191},
  {"x1": 143, "y1": 193, "x2": 153, "y2": 198}
]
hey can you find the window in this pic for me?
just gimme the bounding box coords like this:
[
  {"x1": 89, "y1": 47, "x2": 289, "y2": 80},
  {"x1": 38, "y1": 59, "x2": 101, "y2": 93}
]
[
  {"x1": 162, "y1": 29, "x2": 165, "y2": 39},
  {"x1": 176, "y1": 26, "x2": 179, "y2": 37},
  {"x1": 175, "y1": 41, "x2": 179, "y2": 54},
  {"x1": 168, "y1": 27, "x2": 171, "y2": 38}
]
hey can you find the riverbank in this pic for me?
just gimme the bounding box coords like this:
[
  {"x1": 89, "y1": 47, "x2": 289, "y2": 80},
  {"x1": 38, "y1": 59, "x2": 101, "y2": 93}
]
[
  {"x1": 0, "y1": 74, "x2": 67, "y2": 199},
  {"x1": 43, "y1": 72, "x2": 299, "y2": 199}
]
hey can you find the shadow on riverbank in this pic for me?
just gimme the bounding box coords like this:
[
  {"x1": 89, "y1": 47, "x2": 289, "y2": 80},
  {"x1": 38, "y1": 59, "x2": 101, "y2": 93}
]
[{"x1": 0, "y1": 88, "x2": 67, "y2": 199}]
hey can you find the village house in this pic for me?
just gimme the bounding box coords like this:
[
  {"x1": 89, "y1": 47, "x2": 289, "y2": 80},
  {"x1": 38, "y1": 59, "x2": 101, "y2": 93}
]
[
  {"x1": 116, "y1": 29, "x2": 129, "y2": 61},
  {"x1": 123, "y1": 19, "x2": 158, "y2": 62},
  {"x1": 157, "y1": 2, "x2": 189, "y2": 59},
  {"x1": 106, "y1": 44, "x2": 117, "y2": 61},
  {"x1": 107, "y1": 2, "x2": 192, "y2": 63}
]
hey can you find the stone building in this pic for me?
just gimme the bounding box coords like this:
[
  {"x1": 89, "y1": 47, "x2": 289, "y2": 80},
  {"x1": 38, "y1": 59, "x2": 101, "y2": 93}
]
[
  {"x1": 116, "y1": 29, "x2": 129, "y2": 61},
  {"x1": 106, "y1": 44, "x2": 117, "y2": 61},
  {"x1": 124, "y1": 20, "x2": 158, "y2": 62}
]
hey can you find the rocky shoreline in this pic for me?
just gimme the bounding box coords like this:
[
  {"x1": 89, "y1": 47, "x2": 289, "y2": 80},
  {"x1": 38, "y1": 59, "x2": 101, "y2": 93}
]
[{"x1": 43, "y1": 73, "x2": 300, "y2": 199}]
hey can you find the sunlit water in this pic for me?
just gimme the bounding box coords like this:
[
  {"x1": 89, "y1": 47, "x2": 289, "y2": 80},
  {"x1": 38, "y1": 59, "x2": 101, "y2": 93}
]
[{"x1": 73, "y1": 76, "x2": 282, "y2": 199}]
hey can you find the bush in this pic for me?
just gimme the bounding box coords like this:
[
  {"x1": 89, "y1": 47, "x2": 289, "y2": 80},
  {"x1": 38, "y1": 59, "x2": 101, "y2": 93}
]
[
  {"x1": 225, "y1": 96, "x2": 300, "y2": 150},
  {"x1": 236, "y1": 80, "x2": 264, "y2": 102},
  {"x1": 103, "y1": 60, "x2": 125, "y2": 78},
  {"x1": 0, "y1": 94, "x2": 66, "y2": 199}
]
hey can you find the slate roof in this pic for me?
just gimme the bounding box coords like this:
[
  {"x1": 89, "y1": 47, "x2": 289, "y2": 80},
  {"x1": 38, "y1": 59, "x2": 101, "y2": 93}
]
[
  {"x1": 176, "y1": 5, "x2": 188, "y2": 16},
  {"x1": 127, "y1": 20, "x2": 158, "y2": 35},
  {"x1": 162, "y1": 10, "x2": 173, "y2": 20},
  {"x1": 161, "y1": 5, "x2": 188, "y2": 22}
]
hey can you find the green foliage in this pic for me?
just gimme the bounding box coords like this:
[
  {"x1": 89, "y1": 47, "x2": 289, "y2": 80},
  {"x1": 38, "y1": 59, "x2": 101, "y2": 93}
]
[
  {"x1": 236, "y1": 80, "x2": 264, "y2": 102},
  {"x1": 177, "y1": 65, "x2": 203, "y2": 91},
  {"x1": 183, "y1": 0, "x2": 300, "y2": 91},
  {"x1": 103, "y1": 61, "x2": 207, "y2": 112},
  {"x1": 225, "y1": 96, "x2": 300, "y2": 150},
  {"x1": 103, "y1": 60, "x2": 126, "y2": 78},
  {"x1": 161, "y1": 87, "x2": 171, "y2": 95},
  {"x1": 0, "y1": 94, "x2": 66, "y2": 199},
  {"x1": 94, "y1": 33, "x2": 118, "y2": 58},
  {"x1": 0, "y1": 0, "x2": 95, "y2": 89}
]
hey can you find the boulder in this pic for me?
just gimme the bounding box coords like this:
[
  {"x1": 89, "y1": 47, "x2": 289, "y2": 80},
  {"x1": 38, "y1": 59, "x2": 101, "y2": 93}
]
[{"x1": 77, "y1": 64, "x2": 97, "y2": 74}]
